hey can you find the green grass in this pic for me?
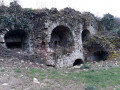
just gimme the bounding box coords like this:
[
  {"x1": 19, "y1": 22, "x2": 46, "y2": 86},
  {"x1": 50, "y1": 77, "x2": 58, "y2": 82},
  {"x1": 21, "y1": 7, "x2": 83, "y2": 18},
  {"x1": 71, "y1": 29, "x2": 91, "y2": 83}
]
[
  {"x1": 26, "y1": 67, "x2": 120, "y2": 89},
  {"x1": 14, "y1": 68, "x2": 21, "y2": 73},
  {"x1": 116, "y1": 88, "x2": 120, "y2": 90},
  {"x1": 0, "y1": 69, "x2": 5, "y2": 72}
]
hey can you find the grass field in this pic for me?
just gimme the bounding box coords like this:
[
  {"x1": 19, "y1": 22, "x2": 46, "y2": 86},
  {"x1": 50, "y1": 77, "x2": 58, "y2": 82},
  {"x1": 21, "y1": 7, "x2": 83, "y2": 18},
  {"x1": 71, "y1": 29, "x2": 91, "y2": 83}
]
[{"x1": 22, "y1": 66, "x2": 120, "y2": 90}]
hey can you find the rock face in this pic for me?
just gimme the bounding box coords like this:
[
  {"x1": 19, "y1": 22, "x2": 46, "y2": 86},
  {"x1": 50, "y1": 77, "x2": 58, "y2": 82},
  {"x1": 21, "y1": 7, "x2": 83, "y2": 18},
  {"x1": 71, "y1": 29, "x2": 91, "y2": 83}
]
[
  {"x1": 0, "y1": 7, "x2": 105, "y2": 68},
  {"x1": 0, "y1": 35, "x2": 4, "y2": 43}
]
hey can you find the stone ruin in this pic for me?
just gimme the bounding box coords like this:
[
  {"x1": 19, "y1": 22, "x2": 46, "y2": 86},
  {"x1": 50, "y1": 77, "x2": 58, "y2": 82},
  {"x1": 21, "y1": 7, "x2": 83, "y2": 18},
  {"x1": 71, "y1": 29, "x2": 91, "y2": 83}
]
[{"x1": 0, "y1": 8, "x2": 107, "y2": 68}]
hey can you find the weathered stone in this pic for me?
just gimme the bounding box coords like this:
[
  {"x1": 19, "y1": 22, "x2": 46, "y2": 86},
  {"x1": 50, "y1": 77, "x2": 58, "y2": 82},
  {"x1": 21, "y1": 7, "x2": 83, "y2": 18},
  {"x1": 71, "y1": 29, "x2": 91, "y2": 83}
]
[
  {"x1": 33, "y1": 78, "x2": 40, "y2": 84},
  {"x1": 0, "y1": 7, "x2": 105, "y2": 68},
  {"x1": 0, "y1": 35, "x2": 4, "y2": 43}
]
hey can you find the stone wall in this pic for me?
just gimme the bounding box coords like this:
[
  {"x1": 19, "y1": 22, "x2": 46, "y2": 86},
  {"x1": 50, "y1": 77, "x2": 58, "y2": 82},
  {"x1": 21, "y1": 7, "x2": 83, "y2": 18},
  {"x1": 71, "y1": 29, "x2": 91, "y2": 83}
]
[{"x1": 0, "y1": 8, "x2": 105, "y2": 68}]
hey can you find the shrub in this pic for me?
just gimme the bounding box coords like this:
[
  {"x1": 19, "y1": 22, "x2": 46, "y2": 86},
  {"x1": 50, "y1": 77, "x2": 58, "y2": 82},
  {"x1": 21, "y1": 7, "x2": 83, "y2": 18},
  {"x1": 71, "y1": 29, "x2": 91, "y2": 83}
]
[{"x1": 102, "y1": 13, "x2": 114, "y2": 30}]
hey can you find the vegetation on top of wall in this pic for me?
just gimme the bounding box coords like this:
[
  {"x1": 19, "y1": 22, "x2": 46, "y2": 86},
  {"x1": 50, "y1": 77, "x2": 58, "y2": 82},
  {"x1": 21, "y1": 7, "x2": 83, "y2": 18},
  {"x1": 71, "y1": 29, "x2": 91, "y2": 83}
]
[
  {"x1": 114, "y1": 17, "x2": 120, "y2": 37},
  {"x1": 0, "y1": 1, "x2": 33, "y2": 31},
  {"x1": 82, "y1": 12, "x2": 97, "y2": 27},
  {"x1": 0, "y1": 1, "x2": 99, "y2": 33}
]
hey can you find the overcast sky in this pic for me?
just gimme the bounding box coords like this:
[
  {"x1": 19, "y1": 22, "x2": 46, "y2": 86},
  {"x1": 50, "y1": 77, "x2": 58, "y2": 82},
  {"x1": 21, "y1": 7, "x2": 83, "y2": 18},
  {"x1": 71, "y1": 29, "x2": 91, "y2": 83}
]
[{"x1": 3, "y1": 0, "x2": 120, "y2": 17}]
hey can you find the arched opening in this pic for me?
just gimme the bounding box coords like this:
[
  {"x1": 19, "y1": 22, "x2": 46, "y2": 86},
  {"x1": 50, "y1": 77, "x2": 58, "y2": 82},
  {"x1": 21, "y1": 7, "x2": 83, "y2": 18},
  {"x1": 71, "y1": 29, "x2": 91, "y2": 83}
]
[
  {"x1": 50, "y1": 25, "x2": 74, "y2": 48},
  {"x1": 4, "y1": 30, "x2": 28, "y2": 50},
  {"x1": 87, "y1": 51, "x2": 108, "y2": 62},
  {"x1": 82, "y1": 29, "x2": 90, "y2": 42},
  {"x1": 73, "y1": 59, "x2": 83, "y2": 66}
]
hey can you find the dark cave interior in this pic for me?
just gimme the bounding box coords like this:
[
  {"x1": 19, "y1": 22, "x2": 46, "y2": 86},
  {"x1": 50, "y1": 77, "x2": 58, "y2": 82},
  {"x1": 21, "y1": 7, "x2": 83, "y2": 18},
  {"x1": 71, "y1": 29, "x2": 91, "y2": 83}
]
[
  {"x1": 87, "y1": 51, "x2": 108, "y2": 62},
  {"x1": 50, "y1": 25, "x2": 74, "y2": 48},
  {"x1": 73, "y1": 59, "x2": 83, "y2": 66},
  {"x1": 4, "y1": 30, "x2": 28, "y2": 49}
]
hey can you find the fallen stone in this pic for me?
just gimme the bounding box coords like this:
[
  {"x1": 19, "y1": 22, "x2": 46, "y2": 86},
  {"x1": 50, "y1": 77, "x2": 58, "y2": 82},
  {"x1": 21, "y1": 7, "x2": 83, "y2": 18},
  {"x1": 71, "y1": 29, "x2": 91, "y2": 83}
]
[
  {"x1": 33, "y1": 78, "x2": 40, "y2": 84},
  {"x1": 74, "y1": 66, "x2": 81, "y2": 69},
  {"x1": 2, "y1": 83, "x2": 8, "y2": 86},
  {"x1": 21, "y1": 60, "x2": 24, "y2": 63},
  {"x1": 29, "y1": 62, "x2": 33, "y2": 65}
]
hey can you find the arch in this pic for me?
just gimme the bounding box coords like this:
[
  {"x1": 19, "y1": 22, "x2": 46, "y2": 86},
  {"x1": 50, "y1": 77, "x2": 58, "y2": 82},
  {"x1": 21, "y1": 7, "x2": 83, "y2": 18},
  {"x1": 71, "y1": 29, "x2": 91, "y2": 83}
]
[
  {"x1": 50, "y1": 25, "x2": 74, "y2": 48},
  {"x1": 82, "y1": 29, "x2": 90, "y2": 42},
  {"x1": 87, "y1": 51, "x2": 108, "y2": 62},
  {"x1": 73, "y1": 59, "x2": 83, "y2": 66},
  {"x1": 4, "y1": 30, "x2": 28, "y2": 49}
]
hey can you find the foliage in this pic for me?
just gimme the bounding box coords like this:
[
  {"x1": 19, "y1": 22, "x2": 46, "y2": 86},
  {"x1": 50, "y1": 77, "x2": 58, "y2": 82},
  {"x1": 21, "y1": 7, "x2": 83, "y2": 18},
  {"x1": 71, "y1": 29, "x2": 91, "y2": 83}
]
[
  {"x1": 0, "y1": 5, "x2": 8, "y2": 14},
  {"x1": 0, "y1": 1, "x2": 33, "y2": 31},
  {"x1": 0, "y1": 69, "x2": 5, "y2": 72},
  {"x1": 114, "y1": 17, "x2": 120, "y2": 29},
  {"x1": 14, "y1": 68, "x2": 21, "y2": 73},
  {"x1": 102, "y1": 13, "x2": 114, "y2": 30},
  {"x1": 110, "y1": 51, "x2": 119, "y2": 58},
  {"x1": 0, "y1": 14, "x2": 33, "y2": 30},
  {"x1": 0, "y1": 15, "x2": 15, "y2": 30}
]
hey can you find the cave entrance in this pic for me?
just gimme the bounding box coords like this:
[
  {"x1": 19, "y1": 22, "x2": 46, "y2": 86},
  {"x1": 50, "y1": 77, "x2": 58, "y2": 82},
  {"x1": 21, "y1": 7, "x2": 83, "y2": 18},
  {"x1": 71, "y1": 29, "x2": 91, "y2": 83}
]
[
  {"x1": 73, "y1": 59, "x2": 83, "y2": 66},
  {"x1": 82, "y1": 29, "x2": 90, "y2": 42},
  {"x1": 4, "y1": 30, "x2": 28, "y2": 50},
  {"x1": 50, "y1": 25, "x2": 74, "y2": 48},
  {"x1": 87, "y1": 51, "x2": 108, "y2": 62}
]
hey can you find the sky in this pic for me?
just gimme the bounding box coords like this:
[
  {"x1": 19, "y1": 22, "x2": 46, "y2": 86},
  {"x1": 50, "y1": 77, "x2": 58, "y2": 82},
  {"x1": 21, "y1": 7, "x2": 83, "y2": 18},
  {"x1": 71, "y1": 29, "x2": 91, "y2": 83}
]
[{"x1": 3, "y1": 0, "x2": 120, "y2": 17}]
